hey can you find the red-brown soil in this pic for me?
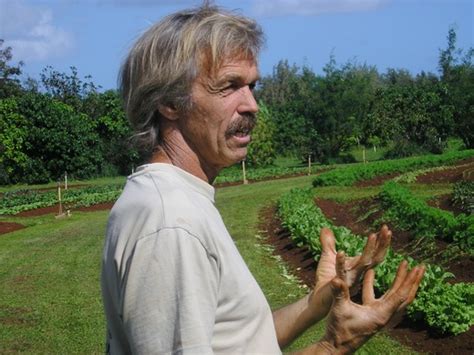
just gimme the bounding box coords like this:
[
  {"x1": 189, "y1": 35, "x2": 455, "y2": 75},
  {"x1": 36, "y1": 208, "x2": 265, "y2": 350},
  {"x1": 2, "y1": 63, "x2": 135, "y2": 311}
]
[
  {"x1": 0, "y1": 222, "x2": 25, "y2": 235},
  {"x1": 427, "y1": 193, "x2": 465, "y2": 216},
  {"x1": 416, "y1": 157, "x2": 474, "y2": 184}
]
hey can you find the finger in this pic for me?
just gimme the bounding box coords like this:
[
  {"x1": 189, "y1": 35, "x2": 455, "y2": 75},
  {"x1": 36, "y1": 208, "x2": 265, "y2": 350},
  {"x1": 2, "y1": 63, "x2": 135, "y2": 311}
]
[
  {"x1": 320, "y1": 227, "x2": 336, "y2": 254},
  {"x1": 336, "y1": 251, "x2": 346, "y2": 280},
  {"x1": 359, "y1": 233, "x2": 377, "y2": 267},
  {"x1": 331, "y1": 277, "x2": 351, "y2": 303},
  {"x1": 386, "y1": 265, "x2": 420, "y2": 312},
  {"x1": 372, "y1": 228, "x2": 392, "y2": 264},
  {"x1": 387, "y1": 260, "x2": 408, "y2": 295},
  {"x1": 362, "y1": 269, "x2": 376, "y2": 304},
  {"x1": 379, "y1": 224, "x2": 390, "y2": 237},
  {"x1": 400, "y1": 266, "x2": 426, "y2": 309}
]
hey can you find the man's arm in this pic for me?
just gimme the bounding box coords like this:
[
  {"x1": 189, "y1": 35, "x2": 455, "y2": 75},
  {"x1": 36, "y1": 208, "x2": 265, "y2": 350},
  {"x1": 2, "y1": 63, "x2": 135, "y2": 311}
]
[
  {"x1": 273, "y1": 283, "x2": 332, "y2": 349},
  {"x1": 272, "y1": 226, "x2": 392, "y2": 349}
]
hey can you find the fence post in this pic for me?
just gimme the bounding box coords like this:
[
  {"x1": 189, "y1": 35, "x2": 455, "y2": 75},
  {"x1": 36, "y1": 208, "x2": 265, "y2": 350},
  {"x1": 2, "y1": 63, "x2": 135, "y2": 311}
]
[
  {"x1": 57, "y1": 181, "x2": 63, "y2": 216},
  {"x1": 242, "y1": 160, "x2": 248, "y2": 185}
]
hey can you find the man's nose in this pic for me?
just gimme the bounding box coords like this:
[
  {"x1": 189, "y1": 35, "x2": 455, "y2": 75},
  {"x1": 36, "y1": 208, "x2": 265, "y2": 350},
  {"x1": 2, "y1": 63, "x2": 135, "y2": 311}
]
[{"x1": 238, "y1": 86, "x2": 259, "y2": 114}]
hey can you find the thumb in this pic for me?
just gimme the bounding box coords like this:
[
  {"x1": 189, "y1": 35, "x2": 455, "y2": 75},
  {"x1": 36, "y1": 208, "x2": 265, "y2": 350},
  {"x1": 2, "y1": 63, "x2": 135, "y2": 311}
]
[
  {"x1": 331, "y1": 277, "x2": 350, "y2": 303},
  {"x1": 320, "y1": 227, "x2": 336, "y2": 254}
]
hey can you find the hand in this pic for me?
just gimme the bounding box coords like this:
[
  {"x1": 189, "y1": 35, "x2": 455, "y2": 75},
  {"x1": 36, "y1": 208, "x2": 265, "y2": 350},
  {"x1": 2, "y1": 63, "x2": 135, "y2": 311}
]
[
  {"x1": 314, "y1": 225, "x2": 392, "y2": 297},
  {"x1": 321, "y1": 261, "x2": 425, "y2": 354}
]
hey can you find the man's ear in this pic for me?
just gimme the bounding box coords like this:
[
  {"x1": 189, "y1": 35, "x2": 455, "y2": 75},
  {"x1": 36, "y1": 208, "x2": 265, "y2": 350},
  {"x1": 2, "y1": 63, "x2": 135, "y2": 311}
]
[{"x1": 158, "y1": 104, "x2": 179, "y2": 121}]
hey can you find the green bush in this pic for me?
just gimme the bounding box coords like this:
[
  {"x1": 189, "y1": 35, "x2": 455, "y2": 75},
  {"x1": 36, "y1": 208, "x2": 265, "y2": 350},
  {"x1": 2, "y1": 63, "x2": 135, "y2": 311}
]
[
  {"x1": 247, "y1": 102, "x2": 276, "y2": 167},
  {"x1": 0, "y1": 98, "x2": 29, "y2": 184},
  {"x1": 16, "y1": 93, "x2": 103, "y2": 183},
  {"x1": 452, "y1": 180, "x2": 474, "y2": 214}
]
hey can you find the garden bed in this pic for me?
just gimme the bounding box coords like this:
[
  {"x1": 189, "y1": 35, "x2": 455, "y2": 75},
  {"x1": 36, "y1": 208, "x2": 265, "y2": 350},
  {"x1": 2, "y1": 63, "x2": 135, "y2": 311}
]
[{"x1": 259, "y1": 203, "x2": 473, "y2": 354}]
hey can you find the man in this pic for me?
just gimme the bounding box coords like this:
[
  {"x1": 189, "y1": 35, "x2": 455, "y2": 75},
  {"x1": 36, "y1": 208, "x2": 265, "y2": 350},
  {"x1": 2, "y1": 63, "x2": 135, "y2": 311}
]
[{"x1": 101, "y1": 5, "x2": 424, "y2": 354}]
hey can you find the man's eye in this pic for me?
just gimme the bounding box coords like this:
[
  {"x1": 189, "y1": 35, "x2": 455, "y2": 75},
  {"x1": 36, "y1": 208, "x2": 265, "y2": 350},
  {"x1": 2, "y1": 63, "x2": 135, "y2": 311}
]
[{"x1": 222, "y1": 83, "x2": 236, "y2": 91}]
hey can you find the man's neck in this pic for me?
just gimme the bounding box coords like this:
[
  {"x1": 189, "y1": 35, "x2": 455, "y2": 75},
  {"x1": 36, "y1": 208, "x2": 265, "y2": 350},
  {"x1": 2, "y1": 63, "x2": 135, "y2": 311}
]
[{"x1": 150, "y1": 138, "x2": 220, "y2": 185}]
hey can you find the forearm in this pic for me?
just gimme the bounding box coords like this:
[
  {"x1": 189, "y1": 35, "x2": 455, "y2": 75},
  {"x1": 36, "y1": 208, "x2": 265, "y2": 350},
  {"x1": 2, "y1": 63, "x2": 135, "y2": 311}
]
[{"x1": 272, "y1": 285, "x2": 333, "y2": 349}]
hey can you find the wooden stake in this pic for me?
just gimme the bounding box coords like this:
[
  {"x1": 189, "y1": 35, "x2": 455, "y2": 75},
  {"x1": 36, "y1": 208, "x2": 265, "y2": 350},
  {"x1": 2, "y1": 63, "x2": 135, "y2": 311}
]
[
  {"x1": 242, "y1": 160, "x2": 248, "y2": 184},
  {"x1": 64, "y1": 171, "x2": 68, "y2": 190},
  {"x1": 57, "y1": 182, "x2": 63, "y2": 216},
  {"x1": 308, "y1": 154, "x2": 312, "y2": 175}
]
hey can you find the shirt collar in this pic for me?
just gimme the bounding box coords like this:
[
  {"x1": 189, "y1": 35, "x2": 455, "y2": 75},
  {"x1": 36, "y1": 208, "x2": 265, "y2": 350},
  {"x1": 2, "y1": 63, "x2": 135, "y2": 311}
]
[{"x1": 132, "y1": 163, "x2": 215, "y2": 203}]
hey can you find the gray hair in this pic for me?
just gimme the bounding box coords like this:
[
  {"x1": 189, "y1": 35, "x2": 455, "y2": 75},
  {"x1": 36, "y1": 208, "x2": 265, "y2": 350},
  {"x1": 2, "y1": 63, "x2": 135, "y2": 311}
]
[{"x1": 119, "y1": 5, "x2": 264, "y2": 154}]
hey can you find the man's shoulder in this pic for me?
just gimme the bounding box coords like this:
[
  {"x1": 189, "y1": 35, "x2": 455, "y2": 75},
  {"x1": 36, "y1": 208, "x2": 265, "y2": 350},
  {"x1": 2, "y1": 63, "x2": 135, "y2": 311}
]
[{"x1": 109, "y1": 168, "x2": 218, "y2": 240}]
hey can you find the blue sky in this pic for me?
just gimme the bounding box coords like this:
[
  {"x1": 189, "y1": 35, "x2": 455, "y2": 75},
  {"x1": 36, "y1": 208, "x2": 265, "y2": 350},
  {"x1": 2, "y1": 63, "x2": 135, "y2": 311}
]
[{"x1": 1, "y1": 0, "x2": 472, "y2": 91}]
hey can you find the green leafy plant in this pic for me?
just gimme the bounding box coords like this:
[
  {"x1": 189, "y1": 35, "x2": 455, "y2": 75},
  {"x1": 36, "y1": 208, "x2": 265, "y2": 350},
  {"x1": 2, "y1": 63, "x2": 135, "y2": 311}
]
[{"x1": 452, "y1": 180, "x2": 474, "y2": 214}]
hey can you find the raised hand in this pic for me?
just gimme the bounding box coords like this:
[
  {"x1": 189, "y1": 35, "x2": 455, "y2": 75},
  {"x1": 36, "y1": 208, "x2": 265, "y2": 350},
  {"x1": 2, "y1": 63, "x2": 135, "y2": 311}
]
[
  {"x1": 321, "y1": 261, "x2": 425, "y2": 353},
  {"x1": 314, "y1": 225, "x2": 392, "y2": 297}
]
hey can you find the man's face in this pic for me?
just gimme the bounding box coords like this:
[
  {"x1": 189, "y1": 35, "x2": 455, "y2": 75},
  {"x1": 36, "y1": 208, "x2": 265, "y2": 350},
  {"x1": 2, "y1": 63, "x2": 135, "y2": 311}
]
[{"x1": 179, "y1": 57, "x2": 259, "y2": 173}]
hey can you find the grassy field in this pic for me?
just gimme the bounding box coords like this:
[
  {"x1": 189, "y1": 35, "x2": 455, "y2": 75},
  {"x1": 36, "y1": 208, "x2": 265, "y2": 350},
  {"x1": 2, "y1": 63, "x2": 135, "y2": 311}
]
[{"x1": 0, "y1": 174, "x2": 418, "y2": 354}]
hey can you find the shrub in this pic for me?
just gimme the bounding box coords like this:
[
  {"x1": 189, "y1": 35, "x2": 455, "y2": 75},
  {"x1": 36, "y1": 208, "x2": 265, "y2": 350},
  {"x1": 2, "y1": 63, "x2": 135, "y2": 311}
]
[{"x1": 452, "y1": 180, "x2": 474, "y2": 214}]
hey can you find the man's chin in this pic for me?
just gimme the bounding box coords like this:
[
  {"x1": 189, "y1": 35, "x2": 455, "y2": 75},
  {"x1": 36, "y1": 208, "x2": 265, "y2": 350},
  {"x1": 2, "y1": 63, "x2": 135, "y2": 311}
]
[{"x1": 227, "y1": 148, "x2": 248, "y2": 166}]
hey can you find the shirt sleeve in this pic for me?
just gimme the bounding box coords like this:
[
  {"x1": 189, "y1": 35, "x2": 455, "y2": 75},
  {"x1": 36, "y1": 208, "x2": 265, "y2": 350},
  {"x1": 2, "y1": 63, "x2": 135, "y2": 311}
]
[{"x1": 122, "y1": 227, "x2": 219, "y2": 354}]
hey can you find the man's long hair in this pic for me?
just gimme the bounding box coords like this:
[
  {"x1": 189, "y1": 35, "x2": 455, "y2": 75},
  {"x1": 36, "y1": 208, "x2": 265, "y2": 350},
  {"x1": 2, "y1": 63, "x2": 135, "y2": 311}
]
[{"x1": 119, "y1": 4, "x2": 264, "y2": 156}]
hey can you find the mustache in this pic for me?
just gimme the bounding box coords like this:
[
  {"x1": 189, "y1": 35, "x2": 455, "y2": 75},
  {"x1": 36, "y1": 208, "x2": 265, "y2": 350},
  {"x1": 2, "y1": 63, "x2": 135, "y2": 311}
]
[{"x1": 225, "y1": 113, "x2": 257, "y2": 137}]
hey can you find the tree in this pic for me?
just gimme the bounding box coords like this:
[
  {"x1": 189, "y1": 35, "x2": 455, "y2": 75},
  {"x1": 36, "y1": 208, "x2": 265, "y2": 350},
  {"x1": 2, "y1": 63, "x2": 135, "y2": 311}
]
[
  {"x1": 438, "y1": 28, "x2": 474, "y2": 148},
  {"x1": 371, "y1": 82, "x2": 453, "y2": 157},
  {"x1": 0, "y1": 98, "x2": 29, "y2": 183},
  {"x1": 83, "y1": 90, "x2": 139, "y2": 175},
  {"x1": 246, "y1": 102, "x2": 276, "y2": 166},
  {"x1": 39, "y1": 65, "x2": 100, "y2": 112},
  {"x1": 16, "y1": 93, "x2": 103, "y2": 183},
  {"x1": 0, "y1": 39, "x2": 23, "y2": 98}
]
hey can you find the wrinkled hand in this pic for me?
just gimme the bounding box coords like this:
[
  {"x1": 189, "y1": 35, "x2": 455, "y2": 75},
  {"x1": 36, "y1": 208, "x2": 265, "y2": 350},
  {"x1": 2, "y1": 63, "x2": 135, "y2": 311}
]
[
  {"x1": 321, "y1": 261, "x2": 425, "y2": 354},
  {"x1": 314, "y1": 225, "x2": 392, "y2": 297}
]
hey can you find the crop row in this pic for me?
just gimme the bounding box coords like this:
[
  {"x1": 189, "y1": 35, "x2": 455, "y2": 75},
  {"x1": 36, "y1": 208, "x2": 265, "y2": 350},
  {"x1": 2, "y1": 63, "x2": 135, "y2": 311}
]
[
  {"x1": 380, "y1": 181, "x2": 473, "y2": 254},
  {"x1": 0, "y1": 184, "x2": 124, "y2": 215},
  {"x1": 312, "y1": 150, "x2": 473, "y2": 187},
  {"x1": 214, "y1": 164, "x2": 324, "y2": 184},
  {"x1": 277, "y1": 188, "x2": 474, "y2": 335}
]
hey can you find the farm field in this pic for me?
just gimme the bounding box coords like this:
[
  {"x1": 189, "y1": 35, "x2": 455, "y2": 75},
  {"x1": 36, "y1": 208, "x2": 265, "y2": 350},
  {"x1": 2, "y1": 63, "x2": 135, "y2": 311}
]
[
  {"x1": 0, "y1": 151, "x2": 472, "y2": 354},
  {"x1": 269, "y1": 154, "x2": 474, "y2": 354}
]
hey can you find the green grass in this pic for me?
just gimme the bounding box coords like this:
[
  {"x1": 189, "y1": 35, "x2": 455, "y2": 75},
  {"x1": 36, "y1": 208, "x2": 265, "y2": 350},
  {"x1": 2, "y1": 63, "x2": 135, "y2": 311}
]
[
  {"x1": 0, "y1": 211, "x2": 108, "y2": 354},
  {"x1": 349, "y1": 145, "x2": 388, "y2": 162},
  {"x1": 0, "y1": 175, "x2": 126, "y2": 193},
  {"x1": 0, "y1": 175, "x2": 417, "y2": 354}
]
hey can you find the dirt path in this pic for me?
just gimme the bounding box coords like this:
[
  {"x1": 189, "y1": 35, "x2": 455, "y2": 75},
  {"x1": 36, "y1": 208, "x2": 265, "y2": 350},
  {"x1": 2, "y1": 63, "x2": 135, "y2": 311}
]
[{"x1": 0, "y1": 222, "x2": 25, "y2": 235}]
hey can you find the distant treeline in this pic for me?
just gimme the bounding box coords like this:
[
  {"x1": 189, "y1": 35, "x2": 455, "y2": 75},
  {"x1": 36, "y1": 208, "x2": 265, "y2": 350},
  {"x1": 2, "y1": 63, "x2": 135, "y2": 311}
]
[
  {"x1": 0, "y1": 28, "x2": 472, "y2": 184},
  {"x1": 254, "y1": 28, "x2": 473, "y2": 164}
]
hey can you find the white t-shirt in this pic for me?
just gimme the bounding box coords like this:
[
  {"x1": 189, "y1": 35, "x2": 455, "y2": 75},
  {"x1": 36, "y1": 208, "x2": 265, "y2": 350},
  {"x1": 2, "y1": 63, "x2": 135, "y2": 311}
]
[{"x1": 101, "y1": 163, "x2": 282, "y2": 354}]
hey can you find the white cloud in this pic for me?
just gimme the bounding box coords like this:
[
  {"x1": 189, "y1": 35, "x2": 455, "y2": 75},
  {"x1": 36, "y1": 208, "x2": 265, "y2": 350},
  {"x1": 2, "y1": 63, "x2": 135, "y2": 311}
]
[
  {"x1": 0, "y1": 0, "x2": 74, "y2": 62},
  {"x1": 87, "y1": 0, "x2": 197, "y2": 6},
  {"x1": 252, "y1": 0, "x2": 389, "y2": 17}
]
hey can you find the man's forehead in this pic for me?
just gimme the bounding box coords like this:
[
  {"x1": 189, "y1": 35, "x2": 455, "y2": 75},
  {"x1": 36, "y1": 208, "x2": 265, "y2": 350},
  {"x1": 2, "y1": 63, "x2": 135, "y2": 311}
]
[{"x1": 211, "y1": 58, "x2": 259, "y2": 81}]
